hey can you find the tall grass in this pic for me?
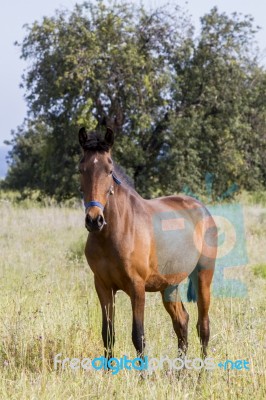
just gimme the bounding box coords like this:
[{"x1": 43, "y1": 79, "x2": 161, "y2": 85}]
[{"x1": 0, "y1": 200, "x2": 265, "y2": 399}]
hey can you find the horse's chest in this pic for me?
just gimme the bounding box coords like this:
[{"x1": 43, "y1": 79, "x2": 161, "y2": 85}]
[{"x1": 85, "y1": 238, "x2": 128, "y2": 279}]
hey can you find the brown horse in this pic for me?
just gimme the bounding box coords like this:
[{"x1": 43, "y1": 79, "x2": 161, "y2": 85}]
[{"x1": 78, "y1": 127, "x2": 217, "y2": 360}]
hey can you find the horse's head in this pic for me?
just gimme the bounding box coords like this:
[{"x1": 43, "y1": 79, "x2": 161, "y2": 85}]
[{"x1": 78, "y1": 127, "x2": 115, "y2": 232}]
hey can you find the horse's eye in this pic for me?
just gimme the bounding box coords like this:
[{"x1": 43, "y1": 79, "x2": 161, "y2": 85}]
[{"x1": 109, "y1": 170, "x2": 113, "y2": 175}]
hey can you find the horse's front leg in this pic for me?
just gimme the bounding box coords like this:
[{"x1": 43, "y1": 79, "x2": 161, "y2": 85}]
[
  {"x1": 94, "y1": 276, "x2": 116, "y2": 360},
  {"x1": 130, "y1": 280, "x2": 146, "y2": 357}
]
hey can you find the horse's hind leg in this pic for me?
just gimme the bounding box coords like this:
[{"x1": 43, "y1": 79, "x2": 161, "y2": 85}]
[
  {"x1": 161, "y1": 288, "x2": 189, "y2": 354},
  {"x1": 194, "y1": 212, "x2": 217, "y2": 357},
  {"x1": 195, "y1": 267, "x2": 214, "y2": 357}
]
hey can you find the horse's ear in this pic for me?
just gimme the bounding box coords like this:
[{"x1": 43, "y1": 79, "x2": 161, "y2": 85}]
[
  {"x1": 104, "y1": 127, "x2": 114, "y2": 148},
  {"x1": 79, "y1": 127, "x2": 88, "y2": 148}
]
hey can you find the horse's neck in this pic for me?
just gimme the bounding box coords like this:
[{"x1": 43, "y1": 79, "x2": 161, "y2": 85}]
[{"x1": 103, "y1": 184, "x2": 142, "y2": 236}]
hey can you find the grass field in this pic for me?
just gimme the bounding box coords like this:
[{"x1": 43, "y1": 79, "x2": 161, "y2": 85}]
[{"x1": 0, "y1": 198, "x2": 265, "y2": 399}]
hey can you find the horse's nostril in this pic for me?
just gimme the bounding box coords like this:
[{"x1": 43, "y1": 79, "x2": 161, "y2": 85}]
[
  {"x1": 97, "y1": 215, "x2": 104, "y2": 227},
  {"x1": 85, "y1": 215, "x2": 92, "y2": 226},
  {"x1": 85, "y1": 214, "x2": 104, "y2": 231}
]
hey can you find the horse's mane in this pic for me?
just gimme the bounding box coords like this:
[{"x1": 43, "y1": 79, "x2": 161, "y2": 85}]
[
  {"x1": 113, "y1": 163, "x2": 135, "y2": 189},
  {"x1": 83, "y1": 131, "x2": 135, "y2": 189}
]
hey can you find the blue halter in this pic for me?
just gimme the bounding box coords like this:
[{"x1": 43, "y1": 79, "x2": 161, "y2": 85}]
[{"x1": 84, "y1": 173, "x2": 121, "y2": 212}]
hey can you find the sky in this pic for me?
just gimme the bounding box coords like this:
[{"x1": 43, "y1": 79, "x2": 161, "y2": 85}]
[{"x1": 0, "y1": 0, "x2": 265, "y2": 148}]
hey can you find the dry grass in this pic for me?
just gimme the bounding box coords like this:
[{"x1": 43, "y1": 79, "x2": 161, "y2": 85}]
[{"x1": 0, "y1": 200, "x2": 265, "y2": 399}]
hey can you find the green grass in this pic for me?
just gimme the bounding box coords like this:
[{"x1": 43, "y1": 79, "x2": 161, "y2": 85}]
[
  {"x1": 237, "y1": 190, "x2": 266, "y2": 207},
  {"x1": 253, "y1": 264, "x2": 266, "y2": 279},
  {"x1": 0, "y1": 201, "x2": 265, "y2": 399}
]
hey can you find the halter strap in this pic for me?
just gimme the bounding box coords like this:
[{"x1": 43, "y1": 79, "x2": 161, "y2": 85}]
[
  {"x1": 83, "y1": 173, "x2": 121, "y2": 212},
  {"x1": 112, "y1": 173, "x2": 121, "y2": 185},
  {"x1": 84, "y1": 200, "x2": 104, "y2": 211}
]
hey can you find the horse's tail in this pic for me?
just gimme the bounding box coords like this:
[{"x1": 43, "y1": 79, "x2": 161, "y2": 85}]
[{"x1": 187, "y1": 277, "x2": 197, "y2": 302}]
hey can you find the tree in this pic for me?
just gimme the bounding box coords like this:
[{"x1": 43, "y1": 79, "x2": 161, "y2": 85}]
[
  {"x1": 4, "y1": 2, "x2": 266, "y2": 200},
  {"x1": 164, "y1": 7, "x2": 266, "y2": 198}
]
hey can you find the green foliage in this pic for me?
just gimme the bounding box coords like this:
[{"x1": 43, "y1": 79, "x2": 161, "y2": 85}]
[
  {"x1": 0, "y1": 188, "x2": 81, "y2": 209},
  {"x1": 4, "y1": 2, "x2": 266, "y2": 199}
]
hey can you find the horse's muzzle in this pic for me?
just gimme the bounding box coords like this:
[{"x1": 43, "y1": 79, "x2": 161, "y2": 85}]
[{"x1": 85, "y1": 214, "x2": 105, "y2": 232}]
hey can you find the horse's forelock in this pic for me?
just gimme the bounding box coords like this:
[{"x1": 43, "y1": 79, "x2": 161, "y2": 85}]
[{"x1": 83, "y1": 131, "x2": 111, "y2": 152}]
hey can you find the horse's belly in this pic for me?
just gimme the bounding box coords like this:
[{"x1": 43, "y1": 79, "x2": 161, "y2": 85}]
[{"x1": 152, "y1": 210, "x2": 200, "y2": 276}]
